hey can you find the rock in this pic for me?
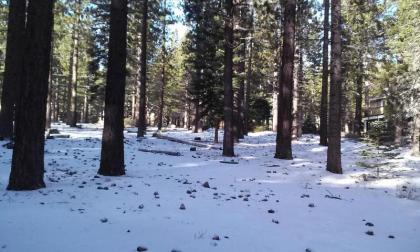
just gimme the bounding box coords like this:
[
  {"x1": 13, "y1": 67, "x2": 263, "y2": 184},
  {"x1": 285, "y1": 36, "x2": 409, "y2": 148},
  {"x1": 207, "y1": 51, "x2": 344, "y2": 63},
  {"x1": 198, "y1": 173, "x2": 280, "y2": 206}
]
[
  {"x1": 194, "y1": 137, "x2": 201, "y2": 141},
  {"x1": 136, "y1": 246, "x2": 148, "y2": 251},
  {"x1": 100, "y1": 218, "x2": 108, "y2": 223},
  {"x1": 305, "y1": 249, "x2": 312, "y2": 252},
  {"x1": 171, "y1": 250, "x2": 182, "y2": 252},
  {"x1": 2, "y1": 142, "x2": 14, "y2": 149},
  {"x1": 138, "y1": 204, "x2": 144, "y2": 209},
  {"x1": 212, "y1": 235, "x2": 220, "y2": 241},
  {"x1": 365, "y1": 222, "x2": 374, "y2": 227},
  {"x1": 179, "y1": 203, "x2": 186, "y2": 210},
  {"x1": 202, "y1": 181, "x2": 210, "y2": 188},
  {"x1": 268, "y1": 209, "x2": 275, "y2": 214},
  {"x1": 365, "y1": 231, "x2": 374, "y2": 236},
  {"x1": 388, "y1": 235, "x2": 395, "y2": 239},
  {"x1": 272, "y1": 219, "x2": 279, "y2": 224},
  {"x1": 308, "y1": 203, "x2": 315, "y2": 208},
  {"x1": 190, "y1": 147, "x2": 197, "y2": 151}
]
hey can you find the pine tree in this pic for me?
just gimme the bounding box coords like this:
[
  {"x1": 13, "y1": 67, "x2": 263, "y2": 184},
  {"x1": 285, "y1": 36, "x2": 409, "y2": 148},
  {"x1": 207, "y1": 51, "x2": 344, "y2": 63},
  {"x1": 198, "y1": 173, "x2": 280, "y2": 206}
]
[
  {"x1": 326, "y1": 0, "x2": 342, "y2": 174},
  {"x1": 223, "y1": 0, "x2": 235, "y2": 157},
  {"x1": 67, "y1": 0, "x2": 82, "y2": 127},
  {"x1": 8, "y1": 0, "x2": 55, "y2": 190},
  {"x1": 0, "y1": 0, "x2": 26, "y2": 139},
  {"x1": 275, "y1": 0, "x2": 296, "y2": 160},
  {"x1": 137, "y1": 0, "x2": 148, "y2": 137},
  {"x1": 319, "y1": 0, "x2": 329, "y2": 146},
  {"x1": 98, "y1": 0, "x2": 128, "y2": 176}
]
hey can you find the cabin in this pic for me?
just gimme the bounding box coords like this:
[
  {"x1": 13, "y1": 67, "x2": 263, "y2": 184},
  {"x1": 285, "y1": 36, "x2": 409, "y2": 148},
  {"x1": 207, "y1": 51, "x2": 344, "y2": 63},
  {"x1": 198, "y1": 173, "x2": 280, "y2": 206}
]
[{"x1": 362, "y1": 96, "x2": 386, "y2": 133}]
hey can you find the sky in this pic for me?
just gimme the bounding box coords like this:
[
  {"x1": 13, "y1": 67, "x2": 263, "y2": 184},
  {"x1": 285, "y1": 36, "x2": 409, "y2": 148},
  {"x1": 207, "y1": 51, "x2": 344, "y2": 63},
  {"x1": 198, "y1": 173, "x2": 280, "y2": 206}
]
[{"x1": 168, "y1": 0, "x2": 188, "y2": 43}]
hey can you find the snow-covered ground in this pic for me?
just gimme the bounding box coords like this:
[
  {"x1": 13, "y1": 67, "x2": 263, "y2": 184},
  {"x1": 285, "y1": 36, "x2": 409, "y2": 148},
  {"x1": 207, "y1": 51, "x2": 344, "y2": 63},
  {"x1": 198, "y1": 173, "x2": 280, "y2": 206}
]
[{"x1": 1, "y1": 124, "x2": 419, "y2": 252}]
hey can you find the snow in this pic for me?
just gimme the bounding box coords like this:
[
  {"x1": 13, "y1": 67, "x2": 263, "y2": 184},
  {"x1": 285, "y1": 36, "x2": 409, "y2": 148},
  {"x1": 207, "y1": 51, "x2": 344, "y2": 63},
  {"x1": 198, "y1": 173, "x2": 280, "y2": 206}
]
[{"x1": 1, "y1": 124, "x2": 419, "y2": 252}]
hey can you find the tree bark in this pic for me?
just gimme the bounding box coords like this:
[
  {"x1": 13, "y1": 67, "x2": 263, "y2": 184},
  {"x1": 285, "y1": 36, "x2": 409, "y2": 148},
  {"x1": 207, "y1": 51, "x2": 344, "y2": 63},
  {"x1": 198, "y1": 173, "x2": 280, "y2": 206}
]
[
  {"x1": 8, "y1": 0, "x2": 55, "y2": 190},
  {"x1": 0, "y1": 0, "x2": 26, "y2": 139},
  {"x1": 326, "y1": 0, "x2": 343, "y2": 174},
  {"x1": 275, "y1": 0, "x2": 296, "y2": 160},
  {"x1": 137, "y1": 0, "x2": 148, "y2": 137},
  {"x1": 223, "y1": 0, "x2": 235, "y2": 157},
  {"x1": 98, "y1": 0, "x2": 128, "y2": 176},
  {"x1": 319, "y1": 0, "x2": 329, "y2": 146}
]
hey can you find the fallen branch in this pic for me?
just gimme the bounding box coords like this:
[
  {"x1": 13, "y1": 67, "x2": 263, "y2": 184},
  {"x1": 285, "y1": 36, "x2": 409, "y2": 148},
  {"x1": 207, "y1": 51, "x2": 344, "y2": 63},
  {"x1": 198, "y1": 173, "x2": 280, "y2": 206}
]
[
  {"x1": 153, "y1": 133, "x2": 221, "y2": 150},
  {"x1": 325, "y1": 189, "x2": 342, "y2": 200},
  {"x1": 138, "y1": 148, "x2": 182, "y2": 156}
]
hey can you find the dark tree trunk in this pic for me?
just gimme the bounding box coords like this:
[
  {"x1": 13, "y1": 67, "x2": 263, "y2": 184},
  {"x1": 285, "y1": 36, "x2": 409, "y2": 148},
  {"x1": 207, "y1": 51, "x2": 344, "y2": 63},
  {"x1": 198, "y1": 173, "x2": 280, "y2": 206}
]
[
  {"x1": 98, "y1": 0, "x2": 128, "y2": 176},
  {"x1": 137, "y1": 0, "x2": 148, "y2": 137},
  {"x1": 67, "y1": 0, "x2": 81, "y2": 127},
  {"x1": 275, "y1": 0, "x2": 296, "y2": 160},
  {"x1": 0, "y1": 0, "x2": 26, "y2": 139},
  {"x1": 193, "y1": 99, "x2": 201, "y2": 133},
  {"x1": 214, "y1": 121, "x2": 220, "y2": 143},
  {"x1": 223, "y1": 0, "x2": 235, "y2": 157},
  {"x1": 319, "y1": 0, "x2": 329, "y2": 146},
  {"x1": 237, "y1": 50, "x2": 245, "y2": 140},
  {"x1": 293, "y1": 49, "x2": 304, "y2": 138},
  {"x1": 326, "y1": 0, "x2": 343, "y2": 174},
  {"x1": 353, "y1": 61, "x2": 363, "y2": 137},
  {"x1": 157, "y1": 0, "x2": 167, "y2": 132},
  {"x1": 8, "y1": 0, "x2": 55, "y2": 191}
]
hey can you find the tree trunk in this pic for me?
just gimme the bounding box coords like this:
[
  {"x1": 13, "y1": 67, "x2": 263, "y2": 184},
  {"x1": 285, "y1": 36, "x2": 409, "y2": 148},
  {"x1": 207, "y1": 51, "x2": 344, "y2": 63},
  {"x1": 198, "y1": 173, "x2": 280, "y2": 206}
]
[
  {"x1": 67, "y1": 0, "x2": 81, "y2": 127},
  {"x1": 214, "y1": 121, "x2": 219, "y2": 143},
  {"x1": 53, "y1": 84, "x2": 59, "y2": 122},
  {"x1": 237, "y1": 51, "x2": 245, "y2": 140},
  {"x1": 394, "y1": 119, "x2": 403, "y2": 146},
  {"x1": 326, "y1": 0, "x2": 343, "y2": 174},
  {"x1": 223, "y1": 0, "x2": 234, "y2": 157},
  {"x1": 296, "y1": 49, "x2": 304, "y2": 138},
  {"x1": 83, "y1": 86, "x2": 89, "y2": 123},
  {"x1": 275, "y1": 0, "x2": 296, "y2": 160},
  {"x1": 137, "y1": 0, "x2": 148, "y2": 137},
  {"x1": 319, "y1": 0, "x2": 329, "y2": 146},
  {"x1": 353, "y1": 61, "x2": 363, "y2": 136},
  {"x1": 412, "y1": 114, "x2": 420, "y2": 156},
  {"x1": 157, "y1": 0, "x2": 167, "y2": 132},
  {"x1": 244, "y1": 33, "x2": 253, "y2": 135},
  {"x1": 46, "y1": 65, "x2": 53, "y2": 130},
  {"x1": 98, "y1": 0, "x2": 128, "y2": 176},
  {"x1": 8, "y1": 0, "x2": 55, "y2": 190},
  {"x1": 272, "y1": 90, "x2": 278, "y2": 132},
  {"x1": 193, "y1": 99, "x2": 201, "y2": 133},
  {"x1": 0, "y1": 0, "x2": 26, "y2": 139}
]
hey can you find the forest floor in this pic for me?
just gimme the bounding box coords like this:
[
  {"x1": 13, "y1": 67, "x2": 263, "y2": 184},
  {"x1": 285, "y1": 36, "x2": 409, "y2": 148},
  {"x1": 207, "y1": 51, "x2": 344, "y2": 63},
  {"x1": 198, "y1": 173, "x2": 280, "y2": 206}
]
[{"x1": 1, "y1": 124, "x2": 420, "y2": 252}]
